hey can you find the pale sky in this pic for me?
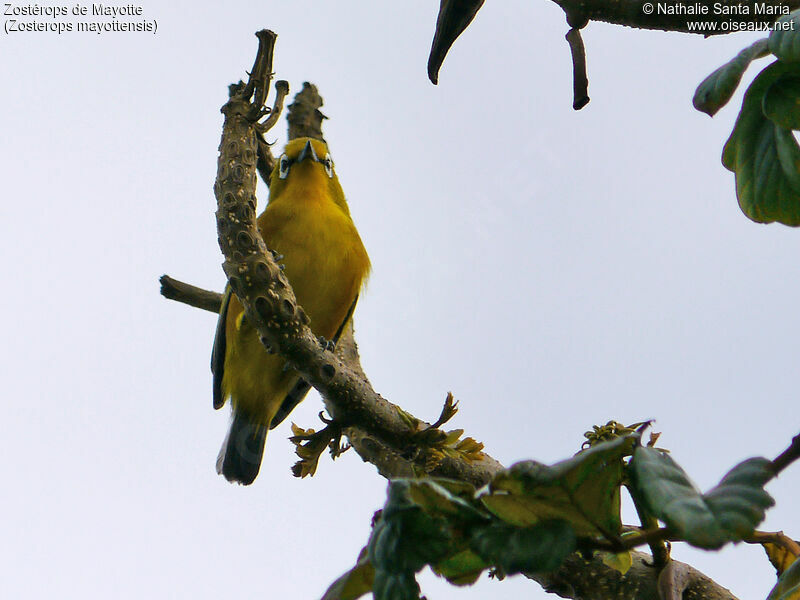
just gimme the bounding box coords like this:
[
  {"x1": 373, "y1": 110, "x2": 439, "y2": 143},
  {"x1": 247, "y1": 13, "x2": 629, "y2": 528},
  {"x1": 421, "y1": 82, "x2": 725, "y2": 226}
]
[{"x1": 2, "y1": 2, "x2": 798, "y2": 599}]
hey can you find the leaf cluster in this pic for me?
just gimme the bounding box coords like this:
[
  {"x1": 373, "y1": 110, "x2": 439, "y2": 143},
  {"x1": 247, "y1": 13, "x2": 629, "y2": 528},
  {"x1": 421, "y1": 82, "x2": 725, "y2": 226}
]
[
  {"x1": 323, "y1": 430, "x2": 781, "y2": 600},
  {"x1": 694, "y1": 10, "x2": 800, "y2": 225}
]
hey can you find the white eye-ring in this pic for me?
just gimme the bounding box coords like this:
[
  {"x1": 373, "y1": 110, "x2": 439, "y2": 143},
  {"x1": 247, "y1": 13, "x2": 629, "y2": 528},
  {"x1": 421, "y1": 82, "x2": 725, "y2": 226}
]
[
  {"x1": 323, "y1": 153, "x2": 334, "y2": 178},
  {"x1": 278, "y1": 154, "x2": 290, "y2": 179}
]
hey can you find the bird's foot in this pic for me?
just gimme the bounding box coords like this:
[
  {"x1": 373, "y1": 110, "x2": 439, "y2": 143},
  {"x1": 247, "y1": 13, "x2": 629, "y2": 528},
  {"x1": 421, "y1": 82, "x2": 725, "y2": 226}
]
[{"x1": 318, "y1": 336, "x2": 336, "y2": 352}]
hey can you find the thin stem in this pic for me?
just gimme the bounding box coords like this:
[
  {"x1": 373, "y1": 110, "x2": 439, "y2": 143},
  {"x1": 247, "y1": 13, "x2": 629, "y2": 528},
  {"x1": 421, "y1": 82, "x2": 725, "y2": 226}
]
[
  {"x1": 159, "y1": 275, "x2": 222, "y2": 313},
  {"x1": 772, "y1": 432, "x2": 800, "y2": 475},
  {"x1": 746, "y1": 530, "x2": 800, "y2": 557},
  {"x1": 565, "y1": 28, "x2": 589, "y2": 110}
]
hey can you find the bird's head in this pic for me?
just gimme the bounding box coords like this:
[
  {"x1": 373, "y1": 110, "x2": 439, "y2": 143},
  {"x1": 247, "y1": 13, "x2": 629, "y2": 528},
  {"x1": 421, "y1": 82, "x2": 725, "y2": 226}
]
[
  {"x1": 271, "y1": 137, "x2": 334, "y2": 183},
  {"x1": 269, "y1": 137, "x2": 349, "y2": 213}
]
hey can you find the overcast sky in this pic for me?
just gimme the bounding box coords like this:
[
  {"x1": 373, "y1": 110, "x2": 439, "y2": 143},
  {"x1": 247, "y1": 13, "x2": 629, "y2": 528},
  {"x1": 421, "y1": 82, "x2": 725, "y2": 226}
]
[{"x1": 2, "y1": 2, "x2": 798, "y2": 599}]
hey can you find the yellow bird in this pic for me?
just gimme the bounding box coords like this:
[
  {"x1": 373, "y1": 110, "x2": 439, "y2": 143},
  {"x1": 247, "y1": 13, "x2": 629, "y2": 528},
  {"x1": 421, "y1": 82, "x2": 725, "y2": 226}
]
[{"x1": 211, "y1": 137, "x2": 370, "y2": 485}]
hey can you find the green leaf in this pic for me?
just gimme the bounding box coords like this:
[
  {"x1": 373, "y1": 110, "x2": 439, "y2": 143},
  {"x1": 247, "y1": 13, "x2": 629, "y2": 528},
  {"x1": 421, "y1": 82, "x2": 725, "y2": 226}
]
[
  {"x1": 629, "y1": 447, "x2": 775, "y2": 549},
  {"x1": 774, "y1": 126, "x2": 800, "y2": 189},
  {"x1": 694, "y1": 38, "x2": 770, "y2": 116},
  {"x1": 769, "y1": 10, "x2": 800, "y2": 63},
  {"x1": 406, "y1": 478, "x2": 487, "y2": 522},
  {"x1": 703, "y1": 457, "x2": 776, "y2": 540},
  {"x1": 432, "y1": 549, "x2": 487, "y2": 586},
  {"x1": 427, "y1": 477, "x2": 479, "y2": 497},
  {"x1": 367, "y1": 481, "x2": 456, "y2": 600},
  {"x1": 598, "y1": 550, "x2": 633, "y2": 575},
  {"x1": 368, "y1": 509, "x2": 451, "y2": 574},
  {"x1": 767, "y1": 555, "x2": 800, "y2": 600},
  {"x1": 368, "y1": 481, "x2": 454, "y2": 570},
  {"x1": 480, "y1": 494, "x2": 550, "y2": 528},
  {"x1": 482, "y1": 435, "x2": 636, "y2": 538},
  {"x1": 723, "y1": 62, "x2": 800, "y2": 225},
  {"x1": 469, "y1": 519, "x2": 576, "y2": 575},
  {"x1": 372, "y1": 571, "x2": 420, "y2": 600},
  {"x1": 320, "y1": 548, "x2": 374, "y2": 600},
  {"x1": 764, "y1": 75, "x2": 800, "y2": 130}
]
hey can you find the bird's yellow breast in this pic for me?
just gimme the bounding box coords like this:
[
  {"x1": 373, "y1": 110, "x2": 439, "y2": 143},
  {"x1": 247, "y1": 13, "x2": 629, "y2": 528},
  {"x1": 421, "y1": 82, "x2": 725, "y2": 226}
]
[{"x1": 220, "y1": 138, "x2": 370, "y2": 426}]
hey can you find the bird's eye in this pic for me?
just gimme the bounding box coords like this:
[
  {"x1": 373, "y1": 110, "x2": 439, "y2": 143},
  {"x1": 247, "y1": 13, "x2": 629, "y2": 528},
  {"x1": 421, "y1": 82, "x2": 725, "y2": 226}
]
[
  {"x1": 323, "y1": 153, "x2": 333, "y2": 178},
  {"x1": 279, "y1": 154, "x2": 290, "y2": 179}
]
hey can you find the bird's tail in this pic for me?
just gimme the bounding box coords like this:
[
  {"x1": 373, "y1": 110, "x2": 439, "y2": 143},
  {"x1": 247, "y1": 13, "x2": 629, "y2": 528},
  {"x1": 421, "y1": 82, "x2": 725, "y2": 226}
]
[{"x1": 216, "y1": 411, "x2": 268, "y2": 485}]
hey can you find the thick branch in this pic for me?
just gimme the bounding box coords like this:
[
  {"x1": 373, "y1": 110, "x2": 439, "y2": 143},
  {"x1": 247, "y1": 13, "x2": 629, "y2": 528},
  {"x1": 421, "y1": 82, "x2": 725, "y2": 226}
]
[
  {"x1": 287, "y1": 82, "x2": 326, "y2": 141},
  {"x1": 159, "y1": 272, "x2": 503, "y2": 484},
  {"x1": 552, "y1": 0, "x2": 800, "y2": 35},
  {"x1": 530, "y1": 551, "x2": 738, "y2": 600},
  {"x1": 212, "y1": 36, "x2": 502, "y2": 488},
  {"x1": 159, "y1": 274, "x2": 503, "y2": 486},
  {"x1": 428, "y1": 0, "x2": 799, "y2": 113}
]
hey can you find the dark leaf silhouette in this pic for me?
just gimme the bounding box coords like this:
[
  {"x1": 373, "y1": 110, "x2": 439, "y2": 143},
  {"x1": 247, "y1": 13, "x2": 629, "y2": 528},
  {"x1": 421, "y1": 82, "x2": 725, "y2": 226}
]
[{"x1": 428, "y1": 0, "x2": 485, "y2": 84}]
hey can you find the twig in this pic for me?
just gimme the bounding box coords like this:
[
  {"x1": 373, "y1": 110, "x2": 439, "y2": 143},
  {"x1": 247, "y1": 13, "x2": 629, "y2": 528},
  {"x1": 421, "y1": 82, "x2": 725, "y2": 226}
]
[
  {"x1": 242, "y1": 30, "x2": 276, "y2": 119},
  {"x1": 565, "y1": 27, "x2": 589, "y2": 111},
  {"x1": 254, "y1": 80, "x2": 290, "y2": 186},
  {"x1": 159, "y1": 275, "x2": 222, "y2": 313},
  {"x1": 430, "y1": 392, "x2": 459, "y2": 430},
  {"x1": 772, "y1": 433, "x2": 800, "y2": 475},
  {"x1": 550, "y1": 0, "x2": 799, "y2": 35},
  {"x1": 287, "y1": 82, "x2": 327, "y2": 141},
  {"x1": 746, "y1": 531, "x2": 800, "y2": 557},
  {"x1": 257, "y1": 80, "x2": 290, "y2": 135},
  {"x1": 586, "y1": 526, "x2": 675, "y2": 553},
  {"x1": 630, "y1": 493, "x2": 671, "y2": 568}
]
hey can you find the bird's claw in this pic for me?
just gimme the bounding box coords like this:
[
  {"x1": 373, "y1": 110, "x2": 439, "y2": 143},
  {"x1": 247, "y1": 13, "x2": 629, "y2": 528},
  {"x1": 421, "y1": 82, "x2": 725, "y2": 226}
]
[{"x1": 318, "y1": 336, "x2": 336, "y2": 352}]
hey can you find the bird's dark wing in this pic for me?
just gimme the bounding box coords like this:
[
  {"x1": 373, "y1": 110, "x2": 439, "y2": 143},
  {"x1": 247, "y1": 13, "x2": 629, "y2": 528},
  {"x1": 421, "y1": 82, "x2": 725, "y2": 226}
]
[
  {"x1": 211, "y1": 286, "x2": 232, "y2": 410},
  {"x1": 269, "y1": 294, "x2": 359, "y2": 429}
]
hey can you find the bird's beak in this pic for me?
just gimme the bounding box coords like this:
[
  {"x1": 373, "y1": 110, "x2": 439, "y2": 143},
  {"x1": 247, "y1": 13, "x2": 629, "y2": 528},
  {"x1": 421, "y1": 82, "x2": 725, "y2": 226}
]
[{"x1": 296, "y1": 139, "x2": 319, "y2": 164}]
